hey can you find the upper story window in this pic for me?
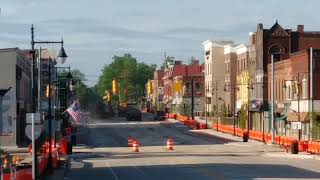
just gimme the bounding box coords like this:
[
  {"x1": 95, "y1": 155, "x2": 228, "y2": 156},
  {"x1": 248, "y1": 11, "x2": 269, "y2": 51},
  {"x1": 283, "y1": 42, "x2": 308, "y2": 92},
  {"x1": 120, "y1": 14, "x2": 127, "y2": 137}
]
[
  {"x1": 196, "y1": 82, "x2": 202, "y2": 95},
  {"x1": 269, "y1": 44, "x2": 285, "y2": 62},
  {"x1": 205, "y1": 51, "x2": 210, "y2": 56},
  {"x1": 184, "y1": 82, "x2": 191, "y2": 95},
  {"x1": 302, "y1": 78, "x2": 307, "y2": 99}
]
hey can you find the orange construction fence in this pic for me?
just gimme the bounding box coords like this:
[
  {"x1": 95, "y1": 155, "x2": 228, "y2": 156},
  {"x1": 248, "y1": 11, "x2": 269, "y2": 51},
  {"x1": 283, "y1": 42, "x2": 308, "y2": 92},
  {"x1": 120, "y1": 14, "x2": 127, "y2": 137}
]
[{"x1": 166, "y1": 114, "x2": 320, "y2": 155}]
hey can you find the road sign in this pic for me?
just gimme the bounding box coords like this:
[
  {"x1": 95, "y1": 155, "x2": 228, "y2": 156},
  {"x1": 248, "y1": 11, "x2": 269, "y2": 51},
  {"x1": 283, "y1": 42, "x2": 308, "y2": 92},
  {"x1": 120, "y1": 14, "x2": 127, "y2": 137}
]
[
  {"x1": 26, "y1": 113, "x2": 40, "y2": 124},
  {"x1": 292, "y1": 121, "x2": 302, "y2": 130},
  {"x1": 25, "y1": 125, "x2": 42, "y2": 140},
  {"x1": 158, "y1": 87, "x2": 164, "y2": 94}
]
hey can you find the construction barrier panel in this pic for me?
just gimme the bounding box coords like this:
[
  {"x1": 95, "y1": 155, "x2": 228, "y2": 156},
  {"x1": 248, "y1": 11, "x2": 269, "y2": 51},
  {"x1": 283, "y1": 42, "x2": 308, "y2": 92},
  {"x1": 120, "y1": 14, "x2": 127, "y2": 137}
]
[
  {"x1": 167, "y1": 114, "x2": 320, "y2": 155},
  {"x1": 15, "y1": 168, "x2": 32, "y2": 180}
]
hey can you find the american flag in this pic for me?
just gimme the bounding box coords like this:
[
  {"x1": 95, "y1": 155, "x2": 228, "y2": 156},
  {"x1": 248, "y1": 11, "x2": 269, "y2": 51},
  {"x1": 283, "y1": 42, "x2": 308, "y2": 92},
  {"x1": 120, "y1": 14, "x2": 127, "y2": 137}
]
[{"x1": 66, "y1": 102, "x2": 81, "y2": 123}]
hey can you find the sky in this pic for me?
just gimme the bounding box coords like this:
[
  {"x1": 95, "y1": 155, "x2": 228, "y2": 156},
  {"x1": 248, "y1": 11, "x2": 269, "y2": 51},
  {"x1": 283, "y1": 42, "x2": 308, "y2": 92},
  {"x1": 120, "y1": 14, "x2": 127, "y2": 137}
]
[{"x1": 1, "y1": 0, "x2": 320, "y2": 86}]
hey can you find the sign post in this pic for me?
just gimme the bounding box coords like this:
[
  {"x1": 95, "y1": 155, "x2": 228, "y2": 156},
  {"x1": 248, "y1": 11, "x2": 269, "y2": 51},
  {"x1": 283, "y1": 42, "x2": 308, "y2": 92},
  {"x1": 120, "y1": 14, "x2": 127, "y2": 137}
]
[{"x1": 26, "y1": 113, "x2": 41, "y2": 180}]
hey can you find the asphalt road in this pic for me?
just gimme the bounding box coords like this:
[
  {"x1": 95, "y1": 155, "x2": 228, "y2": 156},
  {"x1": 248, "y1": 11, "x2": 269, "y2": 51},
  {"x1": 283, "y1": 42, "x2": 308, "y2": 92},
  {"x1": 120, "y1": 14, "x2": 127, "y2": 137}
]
[{"x1": 64, "y1": 113, "x2": 320, "y2": 180}]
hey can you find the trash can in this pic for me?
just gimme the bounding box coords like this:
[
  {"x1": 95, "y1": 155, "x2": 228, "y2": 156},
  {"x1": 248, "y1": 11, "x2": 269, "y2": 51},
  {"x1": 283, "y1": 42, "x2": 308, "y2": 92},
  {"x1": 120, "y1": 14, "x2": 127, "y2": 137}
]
[
  {"x1": 243, "y1": 131, "x2": 249, "y2": 142},
  {"x1": 291, "y1": 140, "x2": 299, "y2": 154}
]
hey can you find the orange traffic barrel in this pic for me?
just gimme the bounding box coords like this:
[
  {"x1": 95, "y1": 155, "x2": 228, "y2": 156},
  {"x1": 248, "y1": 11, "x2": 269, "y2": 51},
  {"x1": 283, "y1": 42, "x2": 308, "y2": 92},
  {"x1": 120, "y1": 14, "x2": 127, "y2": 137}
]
[
  {"x1": 128, "y1": 137, "x2": 134, "y2": 147},
  {"x1": 167, "y1": 138, "x2": 174, "y2": 150},
  {"x1": 132, "y1": 140, "x2": 139, "y2": 152}
]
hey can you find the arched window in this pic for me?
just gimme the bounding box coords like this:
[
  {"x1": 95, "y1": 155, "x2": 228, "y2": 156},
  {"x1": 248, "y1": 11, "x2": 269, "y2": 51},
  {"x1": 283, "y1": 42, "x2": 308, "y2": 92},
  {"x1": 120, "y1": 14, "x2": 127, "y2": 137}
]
[{"x1": 268, "y1": 44, "x2": 285, "y2": 62}]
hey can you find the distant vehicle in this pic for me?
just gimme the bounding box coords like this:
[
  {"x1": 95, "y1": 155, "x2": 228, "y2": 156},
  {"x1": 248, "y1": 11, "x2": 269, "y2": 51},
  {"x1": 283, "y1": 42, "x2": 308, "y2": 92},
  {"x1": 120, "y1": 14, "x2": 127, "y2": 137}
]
[
  {"x1": 153, "y1": 111, "x2": 166, "y2": 121},
  {"x1": 126, "y1": 106, "x2": 142, "y2": 121},
  {"x1": 118, "y1": 103, "x2": 128, "y2": 117}
]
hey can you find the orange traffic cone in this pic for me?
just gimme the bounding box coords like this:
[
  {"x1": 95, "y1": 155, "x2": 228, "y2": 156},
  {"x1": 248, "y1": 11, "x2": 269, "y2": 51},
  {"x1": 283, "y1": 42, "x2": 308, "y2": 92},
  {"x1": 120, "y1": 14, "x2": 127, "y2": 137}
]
[
  {"x1": 132, "y1": 140, "x2": 139, "y2": 152},
  {"x1": 128, "y1": 137, "x2": 134, "y2": 147},
  {"x1": 167, "y1": 138, "x2": 174, "y2": 150}
]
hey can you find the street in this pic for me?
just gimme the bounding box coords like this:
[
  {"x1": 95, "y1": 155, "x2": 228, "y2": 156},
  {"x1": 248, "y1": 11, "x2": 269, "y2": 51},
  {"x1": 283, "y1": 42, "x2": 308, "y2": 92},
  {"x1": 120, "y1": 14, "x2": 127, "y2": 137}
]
[{"x1": 64, "y1": 113, "x2": 320, "y2": 180}]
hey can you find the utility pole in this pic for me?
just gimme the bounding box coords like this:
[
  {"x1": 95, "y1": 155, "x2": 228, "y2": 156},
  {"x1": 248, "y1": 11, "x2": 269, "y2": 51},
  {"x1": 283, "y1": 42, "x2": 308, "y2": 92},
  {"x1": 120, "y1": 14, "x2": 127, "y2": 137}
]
[
  {"x1": 297, "y1": 73, "x2": 301, "y2": 141},
  {"x1": 247, "y1": 83, "x2": 251, "y2": 131},
  {"x1": 31, "y1": 25, "x2": 36, "y2": 113},
  {"x1": 205, "y1": 88, "x2": 207, "y2": 127},
  {"x1": 215, "y1": 81, "x2": 219, "y2": 130},
  {"x1": 191, "y1": 78, "x2": 194, "y2": 120},
  {"x1": 271, "y1": 54, "x2": 275, "y2": 144},
  {"x1": 37, "y1": 47, "x2": 42, "y2": 112},
  {"x1": 233, "y1": 85, "x2": 236, "y2": 135},
  {"x1": 47, "y1": 63, "x2": 53, "y2": 171},
  {"x1": 310, "y1": 47, "x2": 314, "y2": 140}
]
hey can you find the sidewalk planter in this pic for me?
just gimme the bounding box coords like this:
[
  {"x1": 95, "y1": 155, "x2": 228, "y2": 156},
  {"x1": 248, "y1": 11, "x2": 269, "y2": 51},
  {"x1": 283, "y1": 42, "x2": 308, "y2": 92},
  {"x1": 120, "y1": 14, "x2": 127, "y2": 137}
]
[
  {"x1": 291, "y1": 140, "x2": 299, "y2": 154},
  {"x1": 243, "y1": 131, "x2": 249, "y2": 142}
]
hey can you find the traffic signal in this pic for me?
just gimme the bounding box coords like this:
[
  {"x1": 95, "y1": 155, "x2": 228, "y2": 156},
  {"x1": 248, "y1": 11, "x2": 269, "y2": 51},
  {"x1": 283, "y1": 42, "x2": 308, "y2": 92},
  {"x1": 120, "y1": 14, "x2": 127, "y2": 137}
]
[
  {"x1": 112, "y1": 79, "x2": 119, "y2": 95},
  {"x1": 103, "y1": 91, "x2": 112, "y2": 102},
  {"x1": 107, "y1": 91, "x2": 112, "y2": 101},
  {"x1": 147, "y1": 80, "x2": 153, "y2": 94}
]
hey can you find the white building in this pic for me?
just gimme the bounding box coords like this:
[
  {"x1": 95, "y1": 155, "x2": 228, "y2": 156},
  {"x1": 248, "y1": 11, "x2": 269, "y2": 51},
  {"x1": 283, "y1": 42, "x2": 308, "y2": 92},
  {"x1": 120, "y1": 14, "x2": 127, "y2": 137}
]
[{"x1": 202, "y1": 40, "x2": 233, "y2": 115}]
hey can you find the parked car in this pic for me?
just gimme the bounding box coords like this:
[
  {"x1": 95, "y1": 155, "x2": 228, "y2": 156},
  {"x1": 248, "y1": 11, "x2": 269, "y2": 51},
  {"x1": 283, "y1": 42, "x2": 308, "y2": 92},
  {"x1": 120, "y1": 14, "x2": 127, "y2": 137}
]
[
  {"x1": 153, "y1": 111, "x2": 166, "y2": 121},
  {"x1": 126, "y1": 106, "x2": 142, "y2": 121}
]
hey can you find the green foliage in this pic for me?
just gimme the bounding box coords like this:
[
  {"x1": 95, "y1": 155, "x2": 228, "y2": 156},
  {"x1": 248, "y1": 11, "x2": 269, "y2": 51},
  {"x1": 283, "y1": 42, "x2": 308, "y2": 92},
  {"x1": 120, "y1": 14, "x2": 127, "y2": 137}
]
[
  {"x1": 239, "y1": 104, "x2": 248, "y2": 129},
  {"x1": 221, "y1": 103, "x2": 228, "y2": 124},
  {"x1": 311, "y1": 112, "x2": 320, "y2": 140},
  {"x1": 211, "y1": 105, "x2": 217, "y2": 124},
  {"x1": 57, "y1": 69, "x2": 100, "y2": 111},
  {"x1": 97, "y1": 54, "x2": 156, "y2": 103}
]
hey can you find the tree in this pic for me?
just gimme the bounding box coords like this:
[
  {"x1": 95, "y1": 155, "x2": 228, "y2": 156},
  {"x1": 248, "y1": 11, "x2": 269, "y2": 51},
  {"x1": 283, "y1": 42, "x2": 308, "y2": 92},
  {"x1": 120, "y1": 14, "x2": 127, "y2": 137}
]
[
  {"x1": 58, "y1": 69, "x2": 100, "y2": 111},
  {"x1": 160, "y1": 56, "x2": 175, "y2": 70},
  {"x1": 221, "y1": 103, "x2": 228, "y2": 124},
  {"x1": 239, "y1": 104, "x2": 248, "y2": 129},
  {"x1": 311, "y1": 112, "x2": 320, "y2": 140},
  {"x1": 97, "y1": 53, "x2": 156, "y2": 103}
]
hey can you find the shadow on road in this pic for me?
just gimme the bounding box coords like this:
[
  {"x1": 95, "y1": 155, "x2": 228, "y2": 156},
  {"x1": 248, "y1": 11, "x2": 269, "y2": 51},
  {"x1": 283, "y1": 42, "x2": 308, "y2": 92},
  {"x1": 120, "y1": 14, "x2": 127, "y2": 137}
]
[{"x1": 66, "y1": 161, "x2": 320, "y2": 180}]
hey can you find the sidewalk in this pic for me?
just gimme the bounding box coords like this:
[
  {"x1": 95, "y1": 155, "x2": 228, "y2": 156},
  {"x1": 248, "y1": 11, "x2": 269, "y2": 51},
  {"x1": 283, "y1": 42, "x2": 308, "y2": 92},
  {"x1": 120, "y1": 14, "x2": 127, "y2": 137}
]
[
  {"x1": 167, "y1": 118, "x2": 320, "y2": 160},
  {"x1": 0, "y1": 146, "x2": 28, "y2": 154}
]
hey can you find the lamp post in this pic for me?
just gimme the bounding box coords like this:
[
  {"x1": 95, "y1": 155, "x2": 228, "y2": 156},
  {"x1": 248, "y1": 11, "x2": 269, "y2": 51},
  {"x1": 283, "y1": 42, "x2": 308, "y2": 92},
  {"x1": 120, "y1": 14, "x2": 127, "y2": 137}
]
[
  {"x1": 224, "y1": 84, "x2": 238, "y2": 135},
  {"x1": 31, "y1": 24, "x2": 68, "y2": 177},
  {"x1": 247, "y1": 83, "x2": 253, "y2": 132},
  {"x1": 205, "y1": 87, "x2": 209, "y2": 129},
  {"x1": 191, "y1": 78, "x2": 195, "y2": 120}
]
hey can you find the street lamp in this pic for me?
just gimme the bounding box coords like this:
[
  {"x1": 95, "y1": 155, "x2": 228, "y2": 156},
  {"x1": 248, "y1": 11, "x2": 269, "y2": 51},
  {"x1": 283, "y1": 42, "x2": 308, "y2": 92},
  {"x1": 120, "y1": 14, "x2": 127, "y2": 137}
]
[
  {"x1": 31, "y1": 24, "x2": 68, "y2": 176},
  {"x1": 205, "y1": 87, "x2": 210, "y2": 129},
  {"x1": 57, "y1": 44, "x2": 68, "y2": 64}
]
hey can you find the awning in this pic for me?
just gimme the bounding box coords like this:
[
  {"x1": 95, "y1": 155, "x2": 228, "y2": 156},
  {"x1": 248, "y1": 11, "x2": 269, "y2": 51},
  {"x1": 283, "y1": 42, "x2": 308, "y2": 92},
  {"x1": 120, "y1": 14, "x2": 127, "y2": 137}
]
[
  {"x1": 287, "y1": 112, "x2": 310, "y2": 122},
  {"x1": 276, "y1": 115, "x2": 287, "y2": 121}
]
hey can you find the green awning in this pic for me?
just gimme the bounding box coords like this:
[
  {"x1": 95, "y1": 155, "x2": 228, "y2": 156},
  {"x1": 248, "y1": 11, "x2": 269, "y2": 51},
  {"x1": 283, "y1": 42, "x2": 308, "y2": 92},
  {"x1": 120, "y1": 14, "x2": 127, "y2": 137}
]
[{"x1": 276, "y1": 115, "x2": 287, "y2": 121}]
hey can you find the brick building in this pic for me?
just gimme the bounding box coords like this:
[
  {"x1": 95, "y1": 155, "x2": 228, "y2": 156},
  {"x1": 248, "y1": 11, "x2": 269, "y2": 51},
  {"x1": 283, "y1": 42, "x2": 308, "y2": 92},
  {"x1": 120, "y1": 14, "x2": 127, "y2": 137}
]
[
  {"x1": 251, "y1": 22, "x2": 320, "y2": 135},
  {"x1": 267, "y1": 49, "x2": 320, "y2": 140},
  {"x1": 162, "y1": 60, "x2": 204, "y2": 116}
]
